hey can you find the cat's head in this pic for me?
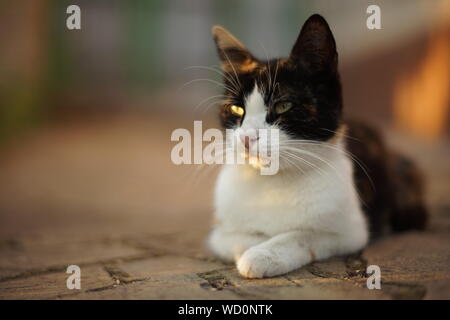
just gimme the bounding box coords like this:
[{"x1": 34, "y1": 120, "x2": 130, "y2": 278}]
[{"x1": 212, "y1": 14, "x2": 343, "y2": 171}]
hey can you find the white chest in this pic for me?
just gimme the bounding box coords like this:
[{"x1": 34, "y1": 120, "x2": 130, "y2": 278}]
[{"x1": 214, "y1": 165, "x2": 337, "y2": 235}]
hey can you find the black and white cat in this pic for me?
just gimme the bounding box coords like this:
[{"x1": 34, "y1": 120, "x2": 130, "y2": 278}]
[{"x1": 208, "y1": 14, "x2": 427, "y2": 278}]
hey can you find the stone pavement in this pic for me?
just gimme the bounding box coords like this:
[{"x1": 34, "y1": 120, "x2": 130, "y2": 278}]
[{"x1": 0, "y1": 114, "x2": 449, "y2": 299}]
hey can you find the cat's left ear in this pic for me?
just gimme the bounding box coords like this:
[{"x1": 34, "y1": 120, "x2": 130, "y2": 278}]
[
  {"x1": 289, "y1": 14, "x2": 338, "y2": 74},
  {"x1": 212, "y1": 25, "x2": 257, "y2": 73}
]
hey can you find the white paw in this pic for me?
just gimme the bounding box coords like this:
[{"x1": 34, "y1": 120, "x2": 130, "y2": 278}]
[{"x1": 237, "y1": 247, "x2": 287, "y2": 278}]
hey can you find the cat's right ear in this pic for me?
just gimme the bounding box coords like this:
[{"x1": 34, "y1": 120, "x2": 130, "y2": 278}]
[
  {"x1": 212, "y1": 25, "x2": 257, "y2": 73},
  {"x1": 289, "y1": 14, "x2": 338, "y2": 74}
]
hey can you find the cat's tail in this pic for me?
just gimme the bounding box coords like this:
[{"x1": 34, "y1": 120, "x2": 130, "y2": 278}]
[{"x1": 387, "y1": 153, "x2": 428, "y2": 232}]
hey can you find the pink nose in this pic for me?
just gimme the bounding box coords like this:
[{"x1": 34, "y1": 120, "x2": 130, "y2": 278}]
[{"x1": 240, "y1": 133, "x2": 258, "y2": 150}]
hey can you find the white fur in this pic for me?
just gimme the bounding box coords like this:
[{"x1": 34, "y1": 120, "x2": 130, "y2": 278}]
[
  {"x1": 234, "y1": 85, "x2": 269, "y2": 160},
  {"x1": 208, "y1": 84, "x2": 369, "y2": 278}
]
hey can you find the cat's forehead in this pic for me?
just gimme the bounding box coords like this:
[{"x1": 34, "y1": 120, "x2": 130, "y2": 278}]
[
  {"x1": 247, "y1": 58, "x2": 292, "y2": 80},
  {"x1": 224, "y1": 57, "x2": 299, "y2": 100},
  {"x1": 225, "y1": 58, "x2": 295, "y2": 89}
]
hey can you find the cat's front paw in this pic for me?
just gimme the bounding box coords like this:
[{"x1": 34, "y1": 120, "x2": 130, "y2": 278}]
[{"x1": 237, "y1": 247, "x2": 287, "y2": 278}]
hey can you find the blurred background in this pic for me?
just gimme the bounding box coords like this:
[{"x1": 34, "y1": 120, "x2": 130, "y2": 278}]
[{"x1": 0, "y1": 0, "x2": 449, "y2": 260}]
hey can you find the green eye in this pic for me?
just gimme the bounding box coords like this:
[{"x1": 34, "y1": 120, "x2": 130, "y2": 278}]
[
  {"x1": 274, "y1": 101, "x2": 293, "y2": 114},
  {"x1": 230, "y1": 105, "x2": 244, "y2": 117}
]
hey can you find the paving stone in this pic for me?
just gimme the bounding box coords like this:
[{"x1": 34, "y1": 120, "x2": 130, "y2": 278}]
[
  {"x1": 61, "y1": 270, "x2": 389, "y2": 300},
  {"x1": 0, "y1": 237, "x2": 145, "y2": 281},
  {"x1": 113, "y1": 255, "x2": 226, "y2": 280},
  {"x1": 267, "y1": 278, "x2": 390, "y2": 300},
  {"x1": 0, "y1": 265, "x2": 113, "y2": 299},
  {"x1": 285, "y1": 266, "x2": 317, "y2": 281},
  {"x1": 121, "y1": 232, "x2": 209, "y2": 257},
  {"x1": 363, "y1": 232, "x2": 450, "y2": 282},
  {"x1": 62, "y1": 273, "x2": 240, "y2": 300},
  {"x1": 195, "y1": 267, "x2": 296, "y2": 299},
  {"x1": 423, "y1": 279, "x2": 450, "y2": 299},
  {"x1": 60, "y1": 255, "x2": 242, "y2": 299},
  {"x1": 427, "y1": 210, "x2": 450, "y2": 234},
  {"x1": 305, "y1": 257, "x2": 351, "y2": 279},
  {"x1": 362, "y1": 231, "x2": 450, "y2": 299},
  {"x1": 218, "y1": 268, "x2": 295, "y2": 288},
  {"x1": 196, "y1": 263, "x2": 378, "y2": 300}
]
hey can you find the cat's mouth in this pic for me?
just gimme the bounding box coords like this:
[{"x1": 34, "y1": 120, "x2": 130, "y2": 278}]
[{"x1": 242, "y1": 152, "x2": 271, "y2": 169}]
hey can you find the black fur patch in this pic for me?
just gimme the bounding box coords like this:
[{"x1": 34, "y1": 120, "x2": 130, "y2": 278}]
[{"x1": 346, "y1": 121, "x2": 428, "y2": 237}]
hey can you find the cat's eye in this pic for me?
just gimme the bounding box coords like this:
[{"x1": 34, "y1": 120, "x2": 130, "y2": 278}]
[
  {"x1": 229, "y1": 105, "x2": 244, "y2": 117},
  {"x1": 274, "y1": 101, "x2": 293, "y2": 114}
]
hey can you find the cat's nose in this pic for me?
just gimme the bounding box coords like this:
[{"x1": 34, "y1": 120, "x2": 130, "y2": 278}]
[{"x1": 240, "y1": 131, "x2": 259, "y2": 151}]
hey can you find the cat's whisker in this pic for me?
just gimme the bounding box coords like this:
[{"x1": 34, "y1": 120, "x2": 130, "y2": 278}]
[
  {"x1": 315, "y1": 142, "x2": 374, "y2": 191},
  {"x1": 203, "y1": 146, "x2": 235, "y2": 164},
  {"x1": 271, "y1": 117, "x2": 282, "y2": 128},
  {"x1": 273, "y1": 82, "x2": 280, "y2": 96},
  {"x1": 281, "y1": 144, "x2": 369, "y2": 207},
  {"x1": 194, "y1": 94, "x2": 227, "y2": 112},
  {"x1": 186, "y1": 150, "x2": 236, "y2": 184},
  {"x1": 272, "y1": 59, "x2": 280, "y2": 95},
  {"x1": 257, "y1": 75, "x2": 265, "y2": 97},
  {"x1": 178, "y1": 78, "x2": 238, "y2": 96},
  {"x1": 281, "y1": 146, "x2": 346, "y2": 183},
  {"x1": 189, "y1": 165, "x2": 217, "y2": 186},
  {"x1": 279, "y1": 153, "x2": 305, "y2": 174},
  {"x1": 202, "y1": 100, "x2": 225, "y2": 114},
  {"x1": 183, "y1": 164, "x2": 208, "y2": 186},
  {"x1": 319, "y1": 128, "x2": 362, "y2": 142},
  {"x1": 179, "y1": 145, "x2": 234, "y2": 185},
  {"x1": 257, "y1": 40, "x2": 273, "y2": 93},
  {"x1": 282, "y1": 140, "x2": 375, "y2": 191},
  {"x1": 281, "y1": 150, "x2": 326, "y2": 178},
  {"x1": 184, "y1": 65, "x2": 241, "y2": 93},
  {"x1": 286, "y1": 151, "x2": 350, "y2": 216},
  {"x1": 219, "y1": 48, "x2": 242, "y2": 92}
]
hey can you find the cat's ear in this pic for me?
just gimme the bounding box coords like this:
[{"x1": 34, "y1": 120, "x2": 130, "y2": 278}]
[
  {"x1": 289, "y1": 14, "x2": 337, "y2": 74},
  {"x1": 212, "y1": 25, "x2": 257, "y2": 73}
]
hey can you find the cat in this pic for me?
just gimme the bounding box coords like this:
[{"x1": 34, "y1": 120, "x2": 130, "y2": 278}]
[{"x1": 207, "y1": 14, "x2": 427, "y2": 278}]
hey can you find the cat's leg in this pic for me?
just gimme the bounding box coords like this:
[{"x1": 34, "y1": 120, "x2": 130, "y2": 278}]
[
  {"x1": 208, "y1": 228, "x2": 268, "y2": 263},
  {"x1": 237, "y1": 230, "x2": 367, "y2": 278}
]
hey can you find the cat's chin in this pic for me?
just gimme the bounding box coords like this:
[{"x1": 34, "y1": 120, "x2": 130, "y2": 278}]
[{"x1": 241, "y1": 153, "x2": 272, "y2": 170}]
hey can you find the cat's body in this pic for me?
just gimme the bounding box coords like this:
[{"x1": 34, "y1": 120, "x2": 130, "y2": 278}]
[
  {"x1": 210, "y1": 126, "x2": 368, "y2": 278},
  {"x1": 208, "y1": 15, "x2": 427, "y2": 278}
]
